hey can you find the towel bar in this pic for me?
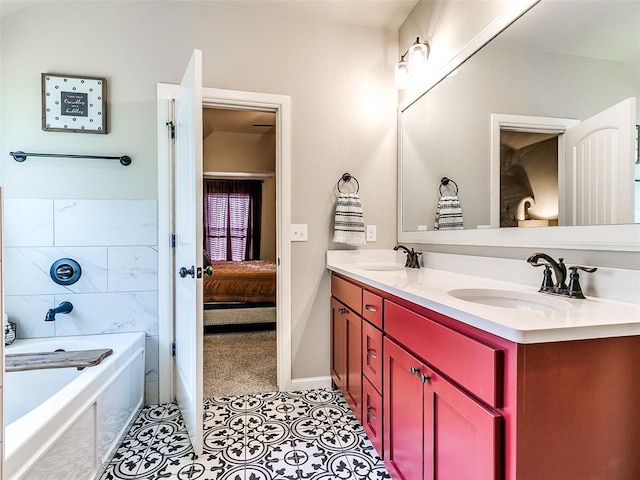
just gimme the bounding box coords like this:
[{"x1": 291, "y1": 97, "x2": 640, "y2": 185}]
[{"x1": 10, "y1": 151, "x2": 132, "y2": 166}]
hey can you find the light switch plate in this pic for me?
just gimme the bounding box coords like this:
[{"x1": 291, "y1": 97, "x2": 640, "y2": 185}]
[
  {"x1": 291, "y1": 224, "x2": 308, "y2": 241},
  {"x1": 366, "y1": 224, "x2": 377, "y2": 242}
]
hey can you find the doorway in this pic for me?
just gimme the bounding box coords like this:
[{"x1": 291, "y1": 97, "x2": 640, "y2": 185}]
[
  {"x1": 156, "y1": 83, "x2": 292, "y2": 407},
  {"x1": 201, "y1": 106, "x2": 278, "y2": 397}
]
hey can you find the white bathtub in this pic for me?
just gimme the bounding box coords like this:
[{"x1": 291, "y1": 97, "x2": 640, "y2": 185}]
[{"x1": 4, "y1": 332, "x2": 146, "y2": 480}]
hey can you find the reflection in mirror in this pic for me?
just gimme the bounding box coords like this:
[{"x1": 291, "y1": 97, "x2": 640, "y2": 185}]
[
  {"x1": 500, "y1": 131, "x2": 558, "y2": 228},
  {"x1": 400, "y1": 0, "x2": 640, "y2": 234}
]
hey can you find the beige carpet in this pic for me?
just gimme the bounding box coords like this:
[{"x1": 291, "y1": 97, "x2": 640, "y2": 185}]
[
  {"x1": 204, "y1": 306, "x2": 276, "y2": 326},
  {"x1": 203, "y1": 330, "x2": 277, "y2": 398}
]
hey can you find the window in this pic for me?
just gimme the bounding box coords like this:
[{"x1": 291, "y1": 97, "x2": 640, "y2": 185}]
[{"x1": 204, "y1": 179, "x2": 262, "y2": 261}]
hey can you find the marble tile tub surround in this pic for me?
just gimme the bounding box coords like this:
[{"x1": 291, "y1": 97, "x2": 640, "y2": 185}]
[
  {"x1": 327, "y1": 249, "x2": 640, "y2": 306},
  {"x1": 3, "y1": 198, "x2": 159, "y2": 403}
]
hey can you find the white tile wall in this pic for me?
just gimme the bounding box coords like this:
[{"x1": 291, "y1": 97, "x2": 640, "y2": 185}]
[
  {"x1": 4, "y1": 199, "x2": 159, "y2": 403},
  {"x1": 108, "y1": 246, "x2": 158, "y2": 292},
  {"x1": 51, "y1": 292, "x2": 158, "y2": 337},
  {"x1": 3, "y1": 199, "x2": 54, "y2": 247},
  {"x1": 54, "y1": 199, "x2": 157, "y2": 246},
  {"x1": 4, "y1": 247, "x2": 107, "y2": 295},
  {"x1": 4, "y1": 295, "x2": 56, "y2": 338},
  {"x1": 145, "y1": 335, "x2": 159, "y2": 383}
]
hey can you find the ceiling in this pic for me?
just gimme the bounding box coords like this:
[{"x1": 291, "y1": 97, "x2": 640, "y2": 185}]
[{"x1": 0, "y1": 0, "x2": 418, "y2": 28}]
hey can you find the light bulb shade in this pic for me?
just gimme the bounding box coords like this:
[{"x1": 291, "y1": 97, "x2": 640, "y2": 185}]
[
  {"x1": 394, "y1": 61, "x2": 410, "y2": 90},
  {"x1": 408, "y1": 42, "x2": 428, "y2": 65},
  {"x1": 408, "y1": 42, "x2": 428, "y2": 77}
]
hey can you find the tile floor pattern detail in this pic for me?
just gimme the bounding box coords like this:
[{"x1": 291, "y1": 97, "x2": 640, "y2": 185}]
[{"x1": 100, "y1": 389, "x2": 391, "y2": 480}]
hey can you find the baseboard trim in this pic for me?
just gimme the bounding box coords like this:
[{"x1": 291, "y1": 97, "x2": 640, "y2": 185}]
[{"x1": 289, "y1": 376, "x2": 333, "y2": 391}]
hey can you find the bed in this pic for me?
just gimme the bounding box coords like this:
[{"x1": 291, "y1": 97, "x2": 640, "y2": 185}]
[{"x1": 203, "y1": 260, "x2": 277, "y2": 306}]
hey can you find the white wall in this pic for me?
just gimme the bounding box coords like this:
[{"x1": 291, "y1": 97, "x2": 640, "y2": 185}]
[{"x1": 1, "y1": 1, "x2": 398, "y2": 386}]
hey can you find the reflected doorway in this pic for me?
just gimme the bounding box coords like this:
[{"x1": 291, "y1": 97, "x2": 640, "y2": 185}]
[{"x1": 500, "y1": 130, "x2": 559, "y2": 227}]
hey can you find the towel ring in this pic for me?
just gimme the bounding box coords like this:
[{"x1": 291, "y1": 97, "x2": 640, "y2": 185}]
[
  {"x1": 439, "y1": 177, "x2": 458, "y2": 196},
  {"x1": 337, "y1": 172, "x2": 360, "y2": 193}
]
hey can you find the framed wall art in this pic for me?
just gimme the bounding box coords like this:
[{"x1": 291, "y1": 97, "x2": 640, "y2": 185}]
[{"x1": 42, "y1": 73, "x2": 107, "y2": 134}]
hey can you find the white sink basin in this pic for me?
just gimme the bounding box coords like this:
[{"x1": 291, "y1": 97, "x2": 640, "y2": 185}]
[
  {"x1": 448, "y1": 288, "x2": 572, "y2": 312},
  {"x1": 353, "y1": 263, "x2": 405, "y2": 272}
]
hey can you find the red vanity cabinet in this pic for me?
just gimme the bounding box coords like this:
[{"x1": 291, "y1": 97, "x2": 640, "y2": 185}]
[
  {"x1": 330, "y1": 275, "x2": 363, "y2": 423},
  {"x1": 329, "y1": 272, "x2": 640, "y2": 479}
]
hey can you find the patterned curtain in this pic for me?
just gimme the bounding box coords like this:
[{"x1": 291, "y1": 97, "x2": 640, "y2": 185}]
[{"x1": 203, "y1": 179, "x2": 262, "y2": 261}]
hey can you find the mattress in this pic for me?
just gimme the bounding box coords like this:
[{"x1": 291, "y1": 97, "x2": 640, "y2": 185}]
[{"x1": 203, "y1": 260, "x2": 276, "y2": 304}]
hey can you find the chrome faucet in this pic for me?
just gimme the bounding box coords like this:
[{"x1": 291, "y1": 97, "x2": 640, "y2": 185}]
[
  {"x1": 527, "y1": 253, "x2": 596, "y2": 299},
  {"x1": 394, "y1": 245, "x2": 422, "y2": 268},
  {"x1": 45, "y1": 301, "x2": 73, "y2": 321}
]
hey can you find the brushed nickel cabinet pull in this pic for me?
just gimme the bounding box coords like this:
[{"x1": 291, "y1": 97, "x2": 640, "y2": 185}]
[
  {"x1": 367, "y1": 348, "x2": 378, "y2": 359},
  {"x1": 365, "y1": 304, "x2": 378, "y2": 312},
  {"x1": 410, "y1": 366, "x2": 420, "y2": 375}
]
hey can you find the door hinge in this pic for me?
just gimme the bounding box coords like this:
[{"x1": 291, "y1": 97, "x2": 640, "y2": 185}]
[
  {"x1": 171, "y1": 233, "x2": 176, "y2": 248},
  {"x1": 172, "y1": 342, "x2": 176, "y2": 357},
  {"x1": 166, "y1": 121, "x2": 175, "y2": 139}
]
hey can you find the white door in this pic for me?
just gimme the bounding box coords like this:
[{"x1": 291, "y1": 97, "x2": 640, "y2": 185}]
[
  {"x1": 174, "y1": 49, "x2": 204, "y2": 456},
  {"x1": 563, "y1": 97, "x2": 636, "y2": 226}
]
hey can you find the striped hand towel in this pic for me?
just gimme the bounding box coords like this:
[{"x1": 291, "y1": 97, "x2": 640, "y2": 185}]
[
  {"x1": 333, "y1": 192, "x2": 366, "y2": 246},
  {"x1": 434, "y1": 195, "x2": 464, "y2": 230}
]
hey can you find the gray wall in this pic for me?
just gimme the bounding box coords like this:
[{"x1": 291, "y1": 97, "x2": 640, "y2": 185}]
[{"x1": 0, "y1": 1, "x2": 399, "y2": 384}]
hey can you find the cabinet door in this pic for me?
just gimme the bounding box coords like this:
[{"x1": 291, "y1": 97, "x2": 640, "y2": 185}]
[
  {"x1": 330, "y1": 298, "x2": 347, "y2": 391},
  {"x1": 345, "y1": 309, "x2": 362, "y2": 424},
  {"x1": 362, "y1": 320, "x2": 383, "y2": 393},
  {"x1": 384, "y1": 338, "x2": 424, "y2": 480},
  {"x1": 362, "y1": 376, "x2": 383, "y2": 458},
  {"x1": 423, "y1": 367, "x2": 502, "y2": 480}
]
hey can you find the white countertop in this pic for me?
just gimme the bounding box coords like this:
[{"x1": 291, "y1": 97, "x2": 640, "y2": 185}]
[{"x1": 327, "y1": 250, "x2": 640, "y2": 344}]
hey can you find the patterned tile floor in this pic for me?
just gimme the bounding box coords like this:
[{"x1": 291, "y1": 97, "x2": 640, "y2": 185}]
[{"x1": 99, "y1": 389, "x2": 390, "y2": 480}]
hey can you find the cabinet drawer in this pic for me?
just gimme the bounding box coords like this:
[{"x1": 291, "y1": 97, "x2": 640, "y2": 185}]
[
  {"x1": 362, "y1": 320, "x2": 383, "y2": 393},
  {"x1": 331, "y1": 274, "x2": 362, "y2": 315},
  {"x1": 385, "y1": 301, "x2": 502, "y2": 407},
  {"x1": 362, "y1": 376, "x2": 383, "y2": 458},
  {"x1": 363, "y1": 290, "x2": 383, "y2": 329}
]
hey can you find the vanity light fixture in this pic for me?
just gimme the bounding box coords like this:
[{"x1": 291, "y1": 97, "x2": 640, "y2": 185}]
[{"x1": 394, "y1": 37, "x2": 430, "y2": 90}]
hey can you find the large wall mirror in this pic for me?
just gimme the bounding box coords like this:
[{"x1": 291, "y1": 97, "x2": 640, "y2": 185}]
[{"x1": 398, "y1": 0, "x2": 640, "y2": 251}]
